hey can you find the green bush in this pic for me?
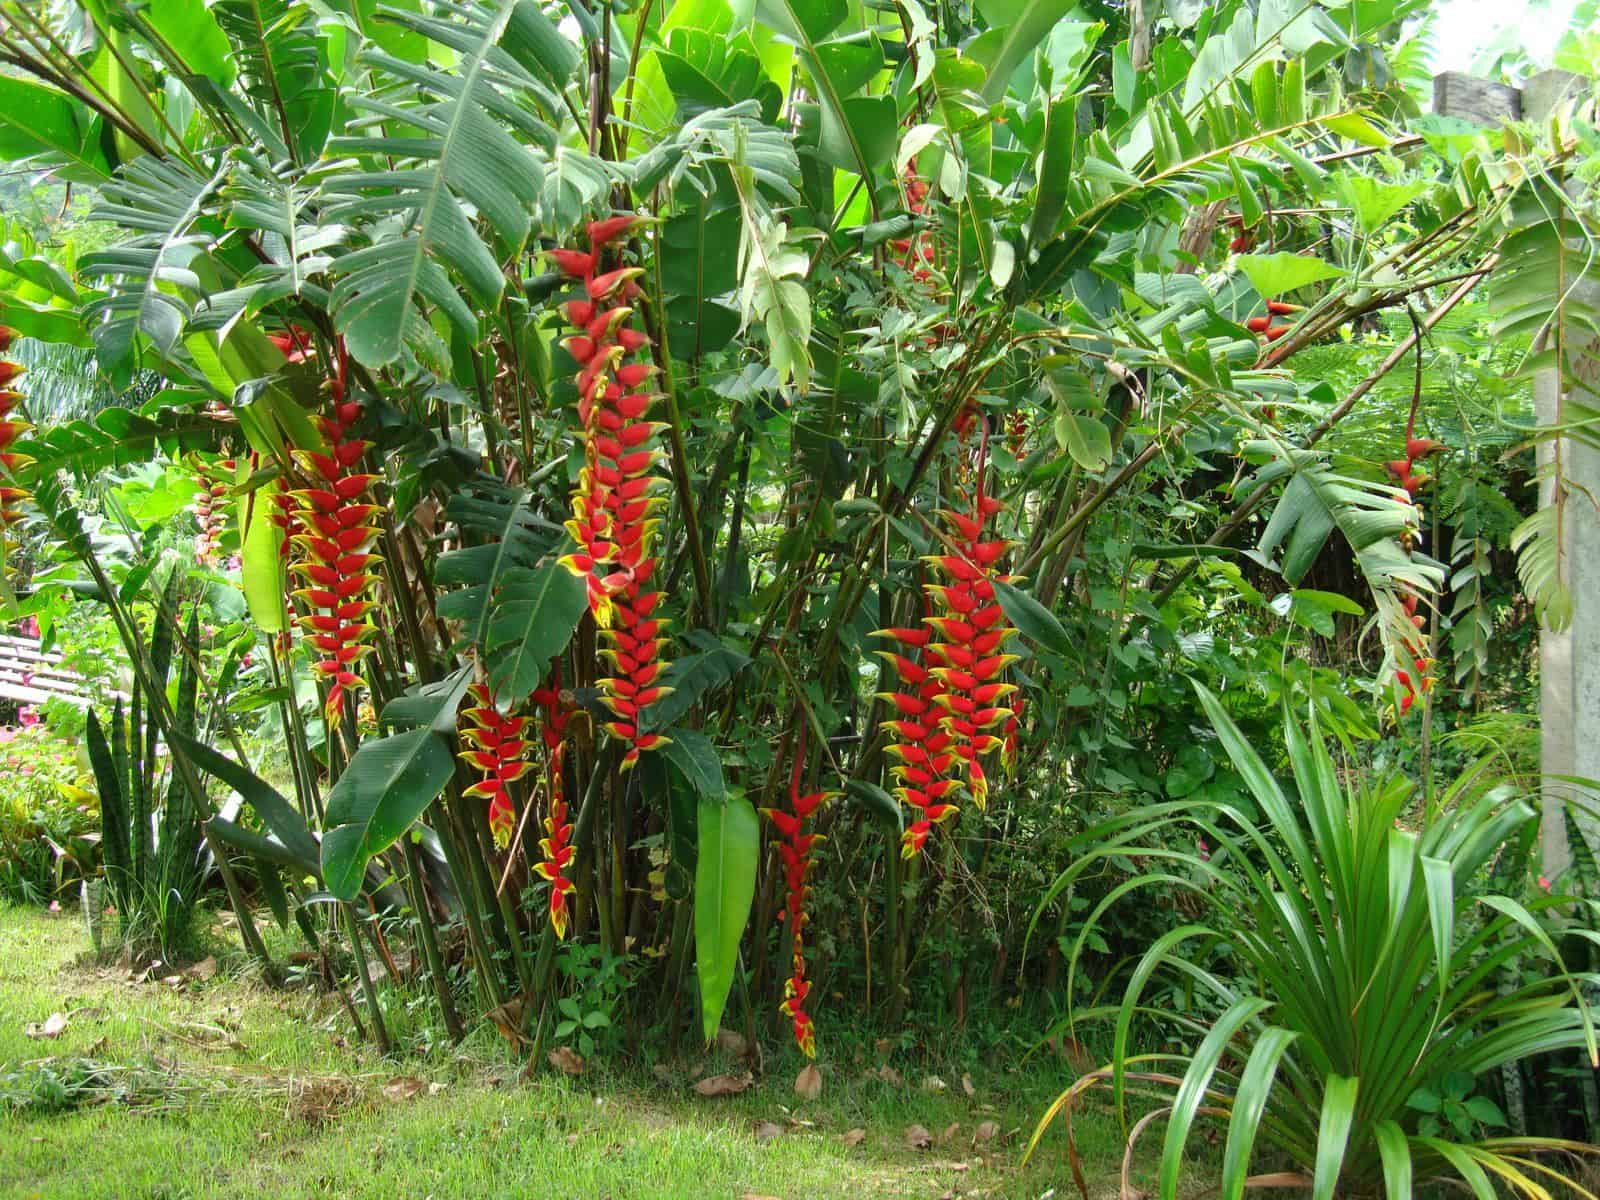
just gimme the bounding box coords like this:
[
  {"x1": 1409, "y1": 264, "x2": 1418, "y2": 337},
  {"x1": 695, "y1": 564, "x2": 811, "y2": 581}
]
[
  {"x1": 0, "y1": 723, "x2": 98, "y2": 906},
  {"x1": 1028, "y1": 683, "x2": 1599, "y2": 1200}
]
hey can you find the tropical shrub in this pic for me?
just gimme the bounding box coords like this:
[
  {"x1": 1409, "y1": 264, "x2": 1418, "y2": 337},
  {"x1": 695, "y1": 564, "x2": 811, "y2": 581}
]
[
  {"x1": 1027, "y1": 683, "x2": 1600, "y2": 1199},
  {"x1": 0, "y1": 0, "x2": 1589, "y2": 1075},
  {"x1": 0, "y1": 723, "x2": 97, "y2": 905}
]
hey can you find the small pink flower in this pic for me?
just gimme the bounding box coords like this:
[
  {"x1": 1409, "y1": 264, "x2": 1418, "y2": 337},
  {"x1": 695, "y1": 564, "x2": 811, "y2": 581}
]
[
  {"x1": 48, "y1": 900, "x2": 60, "y2": 913},
  {"x1": 19, "y1": 671, "x2": 32, "y2": 687},
  {"x1": 0, "y1": 728, "x2": 16, "y2": 745},
  {"x1": 21, "y1": 763, "x2": 34, "y2": 775},
  {"x1": 18, "y1": 706, "x2": 39, "y2": 728},
  {"x1": 226, "y1": 554, "x2": 242, "y2": 571},
  {"x1": 1539, "y1": 874, "x2": 1551, "y2": 892},
  {"x1": 1197, "y1": 836, "x2": 1211, "y2": 862},
  {"x1": 19, "y1": 616, "x2": 38, "y2": 639}
]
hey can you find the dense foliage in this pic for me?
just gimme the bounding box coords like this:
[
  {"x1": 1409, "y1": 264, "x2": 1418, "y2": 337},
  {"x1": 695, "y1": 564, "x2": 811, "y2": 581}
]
[{"x1": 0, "y1": 0, "x2": 1598, "y2": 1194}]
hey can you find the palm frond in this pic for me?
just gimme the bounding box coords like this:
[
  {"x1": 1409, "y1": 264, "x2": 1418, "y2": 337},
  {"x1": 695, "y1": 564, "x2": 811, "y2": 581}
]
[{"x1": 318, "y1": 0, "x2": 579, "y2": 369}]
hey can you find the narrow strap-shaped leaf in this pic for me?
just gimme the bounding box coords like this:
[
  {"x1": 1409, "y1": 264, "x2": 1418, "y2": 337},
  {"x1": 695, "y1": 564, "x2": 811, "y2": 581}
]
[
  {"x1": 1219, "y1": 1027, "x2": 1300, "y2": 1200},
  {"x1": 170, "y1": 730, "x2": 320, "y2": 865},
  {"x1": 1417, "y1": 1137, "x2": 1497, "y2": 1200},
  {"x1": 86, "y1": 708, "x2": 129, "y2": 880},
  {"x1": 1372, "y1": 1121, "x2": 1412, "y2": 1200},
  {"x1": 1311, "y1": 1074, "x2": 1359, "y2": 1200},
  {"x1": 1160, "y1": 996, "x2": 1271, "y2": 1200}
]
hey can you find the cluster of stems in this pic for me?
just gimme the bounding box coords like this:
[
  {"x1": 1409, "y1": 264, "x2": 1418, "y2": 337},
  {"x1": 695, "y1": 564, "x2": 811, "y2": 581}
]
[
  {"x1": 763, "y1": 741, "x2": 832, "y2": 1056},
  {"x1": 551, "y1": 215, "x2": 672, "y2": 770},
  {"x1": 876, "y1": 452, "x2": 1017, "y2": 855},
  {"x1": 531, "y1": 677, "x2": 575, "y2": 938},
  {"x1": 459, "y1": 682, "x2": 530, "y2": 849},
  {"x1": 287, "y1": 361, "x2": 379, "y2": 726}
]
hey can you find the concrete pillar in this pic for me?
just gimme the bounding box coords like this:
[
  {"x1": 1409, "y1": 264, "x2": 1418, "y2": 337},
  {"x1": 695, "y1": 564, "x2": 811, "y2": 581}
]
[
  {"x1": 1432, "y1": 69, "x2": 1600, "y2": 876},
  {"x1": 1522, "y1": 71, "x2": 1600, "y2": 880}
]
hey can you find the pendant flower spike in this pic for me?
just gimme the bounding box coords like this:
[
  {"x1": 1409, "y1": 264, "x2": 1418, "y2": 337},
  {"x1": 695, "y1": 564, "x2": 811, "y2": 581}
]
[
  {"x1": 875, "y1": 434, "x2": 1017, "y2": 855},
  {"x1": 550, "y1": 216, "x2": 673, "y2": 771},
  {"x1": 0, "y1": 327, "x2": 32, "y2": 567},
  {"x1": 762, "y1": 736, "x2": 834, "y2": 1056},
  {"x1": 459, "y1": 682, "x2": 533, "y2": 850},
  {"x1": 531, "y1": 677, "x2": 577, "y2": 938},
  {"x1": 287, "y1": 353, "x2": 380, "y2": 727}
]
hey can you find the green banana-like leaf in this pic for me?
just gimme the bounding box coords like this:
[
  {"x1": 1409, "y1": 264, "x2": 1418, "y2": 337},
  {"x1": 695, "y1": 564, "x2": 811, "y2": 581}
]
[
  {"x1": 321, "y1": 730, "x2": 455, "y2": 901},
  {"x1": 679, "y1": 731, "x2": 754, "y2": 1042}
]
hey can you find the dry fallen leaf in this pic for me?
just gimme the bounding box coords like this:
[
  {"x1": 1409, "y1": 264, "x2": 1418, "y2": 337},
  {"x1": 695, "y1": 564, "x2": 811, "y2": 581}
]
[
  {"x1": 876, "y1": 1064, "x2": 903, "y2": 1085},
  {"x1": 974, "y1": 1120, "x2": 1000, "y2": 1144},
  {"x1": 939, "y1": 1121, "x2": 961, "y2": 1144},
  {"x1": 693, "y1": 1071, "x2": 753, "y2": 1097},
  {"x1": 962, "y1": 1073, "x2": 976, "y2": 1097},
  {"x1": 922, "y1": 1075, "x2": 947, "y2": 1093},
  {"x1": 793, "y1": 1064, "x2": 822, "y2": 1100},
  {"x1": 185, "y1": 956, "x2": 217, "y2": 981},
  {"x1": 740, "y1": 1194, "x2": 785, "y2": 1200},
  {"x1": 382, "y1": 1076, "x2": 426, "y2": 1102},
  {"x1": 160, "y1": 974, "x2": 184, "y2": 989},
  {"x1": 714, "y1": 1028, "x2": 749, "y2": 1056},
  {"x1": 25, "y1": 1012, "x2": 68, "y2": 1039},
  {"x1": 548, "y1": 1046, "x2": 586, "y2": 1076},
  {"x1": 755, "y1": 1121, "x2": 785, "y2": 1143},
  {"x1": 904, "y1": 1124, "x2": 933, "y2": 1150},
  {"x1": 840, "y1": 1127, "x2": 867, "y2": 1148}
]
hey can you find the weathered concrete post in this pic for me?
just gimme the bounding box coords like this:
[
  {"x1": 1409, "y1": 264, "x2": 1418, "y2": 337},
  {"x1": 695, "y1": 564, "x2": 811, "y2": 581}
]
[
  {"x1": 1434, "y1": 69, "x2": 1600, "y2": 879},
  {"x1": 1522, "y1": 70, "x2": 1600, "y2": 880}
]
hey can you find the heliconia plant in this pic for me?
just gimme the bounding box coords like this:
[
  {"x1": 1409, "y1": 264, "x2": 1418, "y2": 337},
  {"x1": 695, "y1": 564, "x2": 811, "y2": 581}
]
[
  {"x1": 459, "y1": 682, "x2": 532, "y2": 849},
  {"x1": 0, "y1": 327, "x2": 30, "y2": 571},
  {"x1": 287, "y1": 357, "x2": 380, "y2": 727},
  {"x1": 876, "y1": 436, "x2": 1018, "y2": 855},
  {"x1": 531, "y1": 677, "x2": 577, "y2": 938},
  {"x1": 552, "y1": 216, "x2": 673, "y2": 771},
  {"x1": 762, "y1": 739, "x2": 834, "y2": 1057},
  {"x1": 0, "y1": 0, "x2": 1560, "y2": 1123},
  {"x1": 191, "y1": 458, "x2": 233, "y2": 567}
]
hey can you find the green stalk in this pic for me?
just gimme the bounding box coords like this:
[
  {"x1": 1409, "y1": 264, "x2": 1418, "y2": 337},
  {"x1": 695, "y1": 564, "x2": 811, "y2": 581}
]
[{"x1": 341, "y1": 900, "x2": 392, "y2": 1054}]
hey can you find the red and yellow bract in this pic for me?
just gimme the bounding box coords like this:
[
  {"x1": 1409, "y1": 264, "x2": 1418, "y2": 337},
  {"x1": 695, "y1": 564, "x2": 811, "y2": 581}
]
[
  {"x1": 531, "y1": 678, "x2": 576, "y2": 937},
  {"x1": 287, "y1": 355, "x2": 380, "y2": 726},
  {"x1": 763, "y1": 742, "x2": 833, "y2": 1057},
  {"x1": 875, "y1": 445, "x2": 1017, "y2": 856},
  {"x1": 0, "y1": 327, "x2": 31, "y2": 563},
  {"x1": 458, "y1": 682, "x2": 532, "y2": 850},
  {"x1": 192, "y1": 458, "x2": 234, "y2": 566},
  {"x1": 550, "y1": 216, "x2": 673, "y2": 771}
]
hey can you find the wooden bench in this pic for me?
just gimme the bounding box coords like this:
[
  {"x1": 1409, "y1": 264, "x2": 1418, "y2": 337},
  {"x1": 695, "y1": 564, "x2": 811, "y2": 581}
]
[{"x1": 0, "y1": 633, "x2": 94, "y2": 708}]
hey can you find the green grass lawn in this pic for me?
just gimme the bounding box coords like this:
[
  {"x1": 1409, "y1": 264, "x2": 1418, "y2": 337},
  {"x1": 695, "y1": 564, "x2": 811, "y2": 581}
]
[{"x1": 0, "y1": 906, "x2": 1150, "y2": 1199}]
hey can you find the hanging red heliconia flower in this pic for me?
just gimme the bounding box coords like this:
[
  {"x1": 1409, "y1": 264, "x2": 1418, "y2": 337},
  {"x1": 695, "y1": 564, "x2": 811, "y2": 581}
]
[
  {"x1": 875, "y1": 428, "x2": 1018, "y2": 855},
  {"x1": 763, "y1": 738, "x2": 833, "y2": 1057},
  {"x1": 875, "y1": 621, "x2": 964, "y2": 857},
  {"x1": 192, "y1": 458, "x2": 234, "y2": 566},
  {"x1": 458, "y1": 682, "x2": 532, "y2": 849},
  {"x1": 923, "y1": 469, "x2": 1019, "y2": 810},
  {"x1": 287, "y1": 350, "x2": 379, "y2": 726},
  {"x1": 531, "y1": 678, "x2": 576, "y2": 938},
  {"x1": 550, "y1": 216, "x2": 673, "y2": 771},
  {"x1": 0, "y1": 327, "x2": 31, "y2": 562}
]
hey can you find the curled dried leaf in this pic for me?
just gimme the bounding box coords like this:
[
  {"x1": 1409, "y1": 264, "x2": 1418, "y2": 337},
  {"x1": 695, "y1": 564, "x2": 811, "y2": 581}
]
[
  {"x1": 794, "y1": 1064, "x2": 822, "y2": 1100},
  {"x1": 694, "y1": 1070, "x2": 754, "y2": 1097},
  {"x1": 548, "y1": 1046, "x2": 586, "y2": 1076}
]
